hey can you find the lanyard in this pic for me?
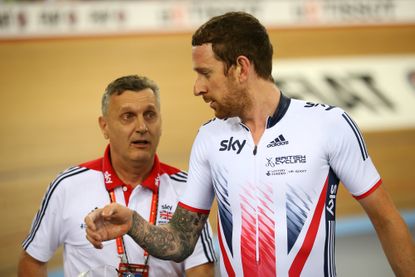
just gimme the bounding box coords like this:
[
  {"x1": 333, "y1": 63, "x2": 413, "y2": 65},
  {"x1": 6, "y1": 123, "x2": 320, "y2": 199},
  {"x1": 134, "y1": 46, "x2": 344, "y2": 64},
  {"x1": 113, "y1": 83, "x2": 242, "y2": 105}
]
[
  {"x1": 108, "y1": 190, "x2": 125, "y2": 255},
  {"x1": 108, "y1": 182, "x2": 159, "y2": 260}
]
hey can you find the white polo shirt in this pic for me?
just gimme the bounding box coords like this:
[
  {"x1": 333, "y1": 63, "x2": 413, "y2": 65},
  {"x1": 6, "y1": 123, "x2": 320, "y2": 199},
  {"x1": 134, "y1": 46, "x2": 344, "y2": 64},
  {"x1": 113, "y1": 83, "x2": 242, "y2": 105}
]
[
  {"x1": 23, "y1": 145, "x2": 216, "y2": 277},
  {"x1": 179, "y1": 94, "x2": 381, "y2": 277}
]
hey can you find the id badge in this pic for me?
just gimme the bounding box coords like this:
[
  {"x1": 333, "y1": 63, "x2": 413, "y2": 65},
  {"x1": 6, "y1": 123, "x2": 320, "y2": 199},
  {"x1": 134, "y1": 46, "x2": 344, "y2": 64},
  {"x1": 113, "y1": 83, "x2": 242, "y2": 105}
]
[{"x1": 118, "y1": 263, "x2": 149, "y2": 277}]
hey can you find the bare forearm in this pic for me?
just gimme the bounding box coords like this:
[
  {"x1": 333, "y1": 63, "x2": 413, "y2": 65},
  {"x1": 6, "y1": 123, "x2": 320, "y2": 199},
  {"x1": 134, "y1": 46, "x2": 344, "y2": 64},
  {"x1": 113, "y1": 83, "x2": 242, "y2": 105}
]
[
  {"x1": 359, "y1": 187, "x2": 415, "y2": 277},
  {"x1": 17, "y1": 251, "x2": 47, "y2": 277},
  {"x1": 127, "y1": 206, "x2": 209, "y2": 262},
  {"x1": 372, "y1": 215, "x2": 415, "y2": 277}
]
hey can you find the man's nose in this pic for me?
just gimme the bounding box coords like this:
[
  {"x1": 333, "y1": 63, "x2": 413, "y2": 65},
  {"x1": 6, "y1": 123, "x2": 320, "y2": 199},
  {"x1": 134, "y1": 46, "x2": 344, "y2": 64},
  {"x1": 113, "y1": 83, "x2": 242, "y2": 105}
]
[
  {"x1": 136, "y1": 116, "x2": 148, "y2": 134},
  {"x1": 193, "y1": 77, "x2": 207, "y2": 96}
]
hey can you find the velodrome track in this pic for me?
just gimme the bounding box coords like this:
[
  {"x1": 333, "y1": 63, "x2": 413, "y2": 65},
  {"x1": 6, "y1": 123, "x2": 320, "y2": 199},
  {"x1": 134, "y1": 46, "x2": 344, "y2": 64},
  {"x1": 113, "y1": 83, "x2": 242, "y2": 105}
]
[{"x1": 0, "y1": 25, "x2": 414, "y2": 276}]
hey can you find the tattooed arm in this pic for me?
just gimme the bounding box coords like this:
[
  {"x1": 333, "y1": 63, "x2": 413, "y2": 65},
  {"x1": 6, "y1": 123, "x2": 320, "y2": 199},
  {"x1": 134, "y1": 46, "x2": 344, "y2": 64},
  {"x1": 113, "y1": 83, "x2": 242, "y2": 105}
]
[
  {"x1": 128, "y1": 205, "x2": 209, "y2": 262},
  {"x1": 85, "y1": 203, "x2": 209, "y2": 262}
]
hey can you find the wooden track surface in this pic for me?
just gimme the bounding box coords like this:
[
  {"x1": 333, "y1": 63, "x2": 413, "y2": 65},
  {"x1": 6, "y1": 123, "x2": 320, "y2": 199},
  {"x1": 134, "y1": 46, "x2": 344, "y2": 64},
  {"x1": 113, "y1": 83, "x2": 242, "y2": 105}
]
[{"x1": 0, "y1": 25, "x2": 414, "y2": 276}]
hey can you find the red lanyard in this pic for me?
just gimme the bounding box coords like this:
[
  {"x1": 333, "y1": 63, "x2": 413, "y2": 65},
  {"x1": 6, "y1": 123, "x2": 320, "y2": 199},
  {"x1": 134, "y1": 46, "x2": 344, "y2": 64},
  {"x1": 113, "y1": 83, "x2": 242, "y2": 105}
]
[
  {"x1": 108, "y1": 190, "x2": 124, "y2": 255},
  {"x1": 109, "y1": 184, "x2": 159, "y2": 258}
]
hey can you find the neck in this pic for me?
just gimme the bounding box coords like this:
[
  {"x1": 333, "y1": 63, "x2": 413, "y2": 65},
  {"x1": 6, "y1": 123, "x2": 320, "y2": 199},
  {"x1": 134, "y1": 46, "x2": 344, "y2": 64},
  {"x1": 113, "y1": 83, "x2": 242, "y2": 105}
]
[
  {"x1": 111, "y1": 156, "x2": 154, "y2": 188},
  {"x1": 241, "y1": 81, "x2": 281, "y2": 144}
]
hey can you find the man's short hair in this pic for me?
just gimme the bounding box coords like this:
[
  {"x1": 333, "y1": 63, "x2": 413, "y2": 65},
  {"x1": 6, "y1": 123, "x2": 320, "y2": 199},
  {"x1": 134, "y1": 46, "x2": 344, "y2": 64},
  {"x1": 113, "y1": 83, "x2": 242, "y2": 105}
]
[
  {"x1": 101, "y1": 75, "x2": 160, "y2": 116},
  {"x1": 192, "y1": 11, "x2": 274, "y2": 81}
]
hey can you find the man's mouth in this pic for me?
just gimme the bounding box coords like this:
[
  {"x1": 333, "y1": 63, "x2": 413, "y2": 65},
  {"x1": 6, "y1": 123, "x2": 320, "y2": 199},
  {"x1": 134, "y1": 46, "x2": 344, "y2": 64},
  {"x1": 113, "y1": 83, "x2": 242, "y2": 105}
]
[
  {"x1": 203, "y1": 97, "x2": 214, "y2": 107},
  {"x1": 203, "y1": 96, "x2": 212, "y2": 103},
  {"x1": 131, "y1": 139, "x2": 150, "y2": 146}
]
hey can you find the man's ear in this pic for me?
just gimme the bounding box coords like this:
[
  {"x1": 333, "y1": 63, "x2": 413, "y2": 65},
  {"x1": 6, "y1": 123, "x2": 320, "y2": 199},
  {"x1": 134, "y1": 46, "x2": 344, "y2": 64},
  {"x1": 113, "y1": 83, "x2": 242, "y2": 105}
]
[
  {"x1": 98, "y1": 116, "x2": 109, "y2": 140},
  {"x1": 235, "y1": 55, "x2": 251, "y2": 82}
]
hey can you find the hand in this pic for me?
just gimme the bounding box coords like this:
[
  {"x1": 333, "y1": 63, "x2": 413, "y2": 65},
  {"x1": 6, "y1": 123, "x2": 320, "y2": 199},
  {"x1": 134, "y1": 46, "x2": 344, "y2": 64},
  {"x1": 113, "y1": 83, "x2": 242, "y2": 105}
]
[{"x1": 84, "y1": 203, "x2": 133, "y2": 249}]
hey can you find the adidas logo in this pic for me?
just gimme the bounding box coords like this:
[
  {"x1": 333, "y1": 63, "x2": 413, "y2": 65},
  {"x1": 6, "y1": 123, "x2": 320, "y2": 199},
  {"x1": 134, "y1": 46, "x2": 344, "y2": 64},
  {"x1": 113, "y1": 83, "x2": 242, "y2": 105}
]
[{"x1": 267, "y1": 134, "x2": 289, "y2": 148}]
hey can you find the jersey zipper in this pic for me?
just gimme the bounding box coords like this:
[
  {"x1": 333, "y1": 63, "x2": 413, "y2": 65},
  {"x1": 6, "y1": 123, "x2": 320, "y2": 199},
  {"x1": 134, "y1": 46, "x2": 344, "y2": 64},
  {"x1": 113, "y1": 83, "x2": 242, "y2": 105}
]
[
  {"x1": 241, "y1": 121, "x2": 263, "y2": 264},
  {"x1": 253, "y1": 144, "x2": 259, "y2": 263}
]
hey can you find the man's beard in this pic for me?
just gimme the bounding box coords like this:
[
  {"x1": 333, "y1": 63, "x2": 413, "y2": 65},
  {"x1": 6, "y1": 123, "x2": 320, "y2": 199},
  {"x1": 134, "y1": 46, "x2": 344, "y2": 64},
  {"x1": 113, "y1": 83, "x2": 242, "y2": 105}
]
[{"x1": 214, "y1": 83, "x2": 251, "y2": 119}]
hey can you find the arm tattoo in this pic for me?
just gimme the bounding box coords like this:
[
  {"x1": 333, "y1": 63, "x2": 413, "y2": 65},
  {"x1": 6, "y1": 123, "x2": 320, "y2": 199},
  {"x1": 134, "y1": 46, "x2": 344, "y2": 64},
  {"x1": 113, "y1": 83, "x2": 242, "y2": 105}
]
[{"x1": 127, "y1": 206, "x2": 209, "y2": 262}]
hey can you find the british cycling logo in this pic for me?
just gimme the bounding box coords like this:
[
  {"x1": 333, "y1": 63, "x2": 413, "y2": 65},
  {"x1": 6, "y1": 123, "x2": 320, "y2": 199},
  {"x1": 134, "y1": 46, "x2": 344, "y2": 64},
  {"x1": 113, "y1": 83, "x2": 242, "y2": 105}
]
[
  {"x1": 219, "y1": 136, "x2": 246, "y2": 154},
  {"x1": 267, "y1": 134, "x2": 289, "y2": 148},
  {"x1": 266, "y1": 155, "x2": 306, "y2": 166},
  {"x1": 265, "y1": 155, "x2": 307, "y2": 176}
]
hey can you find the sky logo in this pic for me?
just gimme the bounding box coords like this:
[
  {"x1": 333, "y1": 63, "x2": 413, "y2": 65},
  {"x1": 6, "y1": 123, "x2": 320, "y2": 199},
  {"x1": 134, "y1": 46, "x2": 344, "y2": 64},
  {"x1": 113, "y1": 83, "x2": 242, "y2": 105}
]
[{"x1": 219, "y1": 136, "x2": 246, "y2": 154}]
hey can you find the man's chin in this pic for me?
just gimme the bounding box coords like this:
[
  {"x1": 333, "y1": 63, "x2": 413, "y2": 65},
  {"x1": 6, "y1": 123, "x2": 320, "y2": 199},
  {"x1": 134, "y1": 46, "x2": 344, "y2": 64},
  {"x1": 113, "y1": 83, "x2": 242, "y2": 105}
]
[
  {"x1": 214, "y1": 110, "x2": 233, "y2": 119},
  {"x1": 213, "y1": 108, "x2": 224, "y2": 119},
  {"x1": 129, "y1": 149, "x2": 153, "y2": 161},
  {"x1": 130, "y1": 154, "x2": 153, "y2": 164}
]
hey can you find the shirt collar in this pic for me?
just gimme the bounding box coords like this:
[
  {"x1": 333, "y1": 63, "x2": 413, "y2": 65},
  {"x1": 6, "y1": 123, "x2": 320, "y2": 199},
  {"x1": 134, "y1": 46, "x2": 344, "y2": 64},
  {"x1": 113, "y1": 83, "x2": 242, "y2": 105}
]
[
  {"x1": 102, "y1": 144, "x2": 160, "y2": 192},
  {"x1": 266, "y1": 92, "x2": 291, "y2": 129}
]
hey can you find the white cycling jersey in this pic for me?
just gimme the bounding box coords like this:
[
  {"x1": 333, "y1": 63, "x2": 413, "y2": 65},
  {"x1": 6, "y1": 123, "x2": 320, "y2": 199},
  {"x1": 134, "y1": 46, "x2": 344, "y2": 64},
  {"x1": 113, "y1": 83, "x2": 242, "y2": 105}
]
[
  {"x1": 23, "y1": 145, "x2": 216, "y2": 277},
  {"x1": 179, "y1": 94, "x2": 381, "y2": 277}
]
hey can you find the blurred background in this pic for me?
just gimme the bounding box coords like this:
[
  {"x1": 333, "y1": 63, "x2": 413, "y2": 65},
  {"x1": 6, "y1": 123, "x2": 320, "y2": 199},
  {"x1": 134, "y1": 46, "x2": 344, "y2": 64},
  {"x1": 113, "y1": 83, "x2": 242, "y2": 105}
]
[{"x1": 0, "y1": 0, "x2": 414, "y2": 276}]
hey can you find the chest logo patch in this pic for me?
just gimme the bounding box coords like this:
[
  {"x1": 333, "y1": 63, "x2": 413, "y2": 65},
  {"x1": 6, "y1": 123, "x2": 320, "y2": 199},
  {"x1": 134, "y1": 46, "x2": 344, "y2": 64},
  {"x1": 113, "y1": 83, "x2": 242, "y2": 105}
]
[
  {"x1": 219, "y1": 136, "x2": 246, "y2": 154},
  {"x1": 267, "y1": 134, "x2": 289, "y2": 148},
  {"x1": 104, "y1": 171, "x2": 112, "y2": 184},
  {"x1": 158, "y1": 204, "x2": 174, "y2": 224}
]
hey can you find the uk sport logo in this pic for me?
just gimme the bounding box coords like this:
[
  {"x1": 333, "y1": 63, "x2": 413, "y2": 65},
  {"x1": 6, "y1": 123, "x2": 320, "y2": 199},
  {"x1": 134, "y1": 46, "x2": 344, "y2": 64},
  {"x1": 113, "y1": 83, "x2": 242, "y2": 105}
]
[{"x1": 267, "y1": 134, "x2": 289, "y2": 148}]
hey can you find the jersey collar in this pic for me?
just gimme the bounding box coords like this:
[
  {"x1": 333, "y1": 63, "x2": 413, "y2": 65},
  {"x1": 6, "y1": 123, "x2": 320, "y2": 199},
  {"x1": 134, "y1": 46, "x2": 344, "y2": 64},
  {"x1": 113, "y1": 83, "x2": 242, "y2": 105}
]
[
  {"x1": 266, "y1": 92, "x2": 291, "y2": 129},
  {"x1": 102, "y1": 144, "x2": 160, "y2": 192}
]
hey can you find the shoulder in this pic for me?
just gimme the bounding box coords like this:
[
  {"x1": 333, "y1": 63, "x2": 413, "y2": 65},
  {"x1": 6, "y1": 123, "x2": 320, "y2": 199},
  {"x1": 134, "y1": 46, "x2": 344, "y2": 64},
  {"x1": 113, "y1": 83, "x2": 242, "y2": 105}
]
[
  {"x1": 291, "y1": 98, "x2": 342, "y2": 114},
  {"x1": 79, "y1": 157, "x2": 102, "y2": 171},
  {"x1": 52, "y1": 165, "x2": 92, "y2": 186},
  {"x1": 197, "y1": 117, "x2": 243, "y2": 142},
  {"x1": 159, "y1": 162, "x2": 188, "y2": 183},
  {"x1": 289, "y1": 98, "x2": 348, "y2": 126},
  {"x1": 198, "y1": 118, "x2": 219, "y2": 135},
  {"x1": 198, "y1": 117, "x2": 238, "y2": 131},
  {"x1": 49, "y1": 158, "x2": 103, "y2": 193},
  {"x1": 37, "y1": 165, "x2": 93, "y2": 209},
  {"x1": 158, "y1": 162, "x2": 188, "y2": 197}
]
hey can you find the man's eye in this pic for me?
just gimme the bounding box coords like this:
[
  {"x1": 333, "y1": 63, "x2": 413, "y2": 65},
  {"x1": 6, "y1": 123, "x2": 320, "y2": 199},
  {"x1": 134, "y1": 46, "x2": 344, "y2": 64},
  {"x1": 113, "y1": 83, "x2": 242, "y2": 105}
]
[
  {"x1": 144, "y1": 111, "x2": 157, "y2": 120},
  {"x1": 201, "y1": 71, "x2": 210, "y2": 78},
  {"x1": 122, "y1": 113, "x2": 134, "y2": 120},
  {"x1": 196, "y1": 69, "x2": 210, "y2": 79}
]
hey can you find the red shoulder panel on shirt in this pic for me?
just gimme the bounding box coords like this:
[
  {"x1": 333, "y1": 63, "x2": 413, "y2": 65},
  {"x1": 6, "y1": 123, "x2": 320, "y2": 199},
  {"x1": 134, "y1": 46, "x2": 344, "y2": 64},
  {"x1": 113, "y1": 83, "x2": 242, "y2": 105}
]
[
  {"x1": 79, "y1": 157, "x2": 103, "y2": 172},
  {"x1": 159, "y1": 162, "x2": 181, "y2": 175}
]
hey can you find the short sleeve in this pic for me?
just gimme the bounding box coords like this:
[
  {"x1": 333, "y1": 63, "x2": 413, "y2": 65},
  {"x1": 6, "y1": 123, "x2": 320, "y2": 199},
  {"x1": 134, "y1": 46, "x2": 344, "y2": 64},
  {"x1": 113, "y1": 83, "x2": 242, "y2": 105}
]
[
  {"x1": 328, "y1": 111, "x2": 381, "y2": 198},
  {"x1": 22, "y1": 175, "x2": 66, "y2": 262},
  {"x1": 179, "y1": 129, "x2": 215, "y2": 211},
  {"x1": 184, "y1": 221, "x2": 217, "y2": 269}
]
